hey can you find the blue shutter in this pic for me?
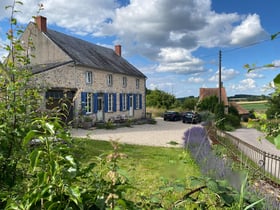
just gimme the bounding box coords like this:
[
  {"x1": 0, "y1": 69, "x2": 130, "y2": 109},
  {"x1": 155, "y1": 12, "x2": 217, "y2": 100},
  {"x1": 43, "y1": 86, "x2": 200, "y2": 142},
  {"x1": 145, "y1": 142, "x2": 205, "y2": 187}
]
[
  {"x1": 133, "y1": 94, "x2": 136, "y2": 110},
  {"x1": 113, "y1": 93, "x2": 117, "y2": 112},
  {"x1": 139, "y1": 94, "x2": 142, "y2": 109},
  {"x1": 81, "y1": 92, "x2": 87, "y2": 115},
  {"x1": 127, "y1": 94, "x2": 130, "y2": 108},
  {"x1": 119, "y1": 93, "x2": 123, "y2": 111},
  {"x1": 93, "y1": 93, "x2": 98, "y2": 113},
  {"x1": 104, "y1": 93, "x2": 108, "y2": 113}
]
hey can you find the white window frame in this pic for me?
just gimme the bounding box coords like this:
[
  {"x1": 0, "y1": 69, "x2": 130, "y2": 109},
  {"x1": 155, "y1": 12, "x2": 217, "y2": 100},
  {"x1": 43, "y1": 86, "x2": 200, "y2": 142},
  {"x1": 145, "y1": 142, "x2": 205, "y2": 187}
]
[
  {"x1": 136, "y1": 78, "x2": 140, "y2": 89},
  {"x1": 86, "y1": 93, "x2": 93, "y2": 113},
  {"x1": 122, "y1": 76, "x2": 127, "y2": 88},
  {"x1": 122, "y1": 93, "x2": 127, "y2": 111},
  {"x1": 107, "y1": 74, "x2": 113, "y2": 87},
  {"x1": 108, "y1": 93, "x2": 113, "y2": 112},
  {"x1": 86, "y1": 71, "x2": 93, "y2": 84}
]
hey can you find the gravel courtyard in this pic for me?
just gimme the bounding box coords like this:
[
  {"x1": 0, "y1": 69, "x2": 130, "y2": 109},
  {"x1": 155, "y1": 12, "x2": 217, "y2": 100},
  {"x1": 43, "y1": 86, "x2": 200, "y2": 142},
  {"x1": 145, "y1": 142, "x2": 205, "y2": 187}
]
[{"x1": 71, "y1": 117, "x2": 194, "y2": 147}]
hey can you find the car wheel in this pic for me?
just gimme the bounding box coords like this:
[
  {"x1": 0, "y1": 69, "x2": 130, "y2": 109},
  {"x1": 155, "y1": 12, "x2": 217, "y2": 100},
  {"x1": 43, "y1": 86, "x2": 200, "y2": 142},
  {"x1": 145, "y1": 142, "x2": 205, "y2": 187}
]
[{"x1": 182, "y1": 120, "x2": 185, "y2": 123}]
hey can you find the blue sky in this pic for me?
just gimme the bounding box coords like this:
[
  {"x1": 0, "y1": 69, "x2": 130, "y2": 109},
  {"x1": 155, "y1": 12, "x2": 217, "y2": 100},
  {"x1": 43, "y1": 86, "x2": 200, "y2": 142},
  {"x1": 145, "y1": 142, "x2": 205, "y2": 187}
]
[{"x1": 1, "y1": 0, "x2": 280, "y2": 97}]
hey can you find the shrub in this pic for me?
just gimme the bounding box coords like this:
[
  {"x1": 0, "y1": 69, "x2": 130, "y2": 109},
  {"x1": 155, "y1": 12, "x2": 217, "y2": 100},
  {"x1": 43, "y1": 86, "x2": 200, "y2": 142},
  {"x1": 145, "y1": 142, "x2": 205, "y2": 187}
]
[
  {"x1": 225, "y1": 114, "x2": 241, "y2": 128},
  {"x1": 214, "y1": 103, "x2": 225, "y2": 130}
]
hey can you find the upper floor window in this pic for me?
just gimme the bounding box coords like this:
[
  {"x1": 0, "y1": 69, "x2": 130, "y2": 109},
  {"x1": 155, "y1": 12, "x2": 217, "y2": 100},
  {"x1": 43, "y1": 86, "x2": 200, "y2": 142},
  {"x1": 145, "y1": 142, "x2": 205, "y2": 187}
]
[
  {"x1": 136, "y1": 78, "x2": 140, "y2": 89},
  {"x1": 86, "y1": 71, "x2": 93, "y2": 84},
  {"x1": 122, "y1": 76, "x2": 127, "y2": 88},
  {"x1": 107, "y1": 74, "x2": 113, "y2": 87}
]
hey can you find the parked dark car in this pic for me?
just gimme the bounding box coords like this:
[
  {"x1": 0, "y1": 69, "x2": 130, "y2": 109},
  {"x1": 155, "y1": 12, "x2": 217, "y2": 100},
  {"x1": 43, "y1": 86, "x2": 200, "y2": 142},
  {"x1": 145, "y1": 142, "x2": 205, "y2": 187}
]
[
  {"x1": 182, "y1": 112, "x2": 201, "y2": 124},
  {"x1": 163, "y1": 111, "x2": 181, "y2": 121}
]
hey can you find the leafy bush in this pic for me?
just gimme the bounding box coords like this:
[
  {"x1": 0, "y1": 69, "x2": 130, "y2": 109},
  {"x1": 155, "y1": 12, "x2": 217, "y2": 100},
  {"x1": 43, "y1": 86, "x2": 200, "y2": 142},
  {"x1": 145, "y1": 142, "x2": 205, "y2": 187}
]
[
  {"x1": 214, "y1": 103, "x2": 225, "y2": 130},
  {"x1": 197, "y1": 95, "x2": 219, "y2": 113},
  {"x1": 225, "y1": 114, "x2": 241, "y2": 129}
]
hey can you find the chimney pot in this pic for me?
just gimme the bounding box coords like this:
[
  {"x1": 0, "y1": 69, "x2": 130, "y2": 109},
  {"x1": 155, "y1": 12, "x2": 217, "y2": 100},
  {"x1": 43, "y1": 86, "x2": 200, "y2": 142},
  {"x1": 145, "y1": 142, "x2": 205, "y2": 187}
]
[
  {"x1": 36, "y1": 16, "x2": 47, "y2": 32},
  {"x1": 115, "y1": 45, "x2": 121, "y2": 56}
]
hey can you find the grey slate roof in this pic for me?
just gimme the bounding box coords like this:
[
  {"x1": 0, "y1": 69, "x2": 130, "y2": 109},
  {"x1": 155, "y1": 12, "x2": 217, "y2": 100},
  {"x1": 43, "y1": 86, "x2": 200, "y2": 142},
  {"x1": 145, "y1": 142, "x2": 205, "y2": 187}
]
[{"x1": 44, "y1": 27, "x2": 146, "y2": 78}]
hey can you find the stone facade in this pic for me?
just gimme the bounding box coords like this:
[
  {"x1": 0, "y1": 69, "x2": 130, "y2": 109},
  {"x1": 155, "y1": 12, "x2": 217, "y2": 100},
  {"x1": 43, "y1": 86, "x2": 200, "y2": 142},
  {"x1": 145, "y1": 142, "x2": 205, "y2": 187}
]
[
  {"x1": 34, "y1": 65, "x2": 146, "y2": 122},
  {"x1": 20, "y1": 17, "x2": 146, "y2": 124}
]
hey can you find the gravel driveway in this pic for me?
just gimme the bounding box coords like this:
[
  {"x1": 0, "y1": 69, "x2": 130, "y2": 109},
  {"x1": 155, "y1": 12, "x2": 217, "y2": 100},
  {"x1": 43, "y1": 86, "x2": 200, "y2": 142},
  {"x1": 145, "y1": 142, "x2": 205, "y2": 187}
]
[{"x1": 71, "y1": 117, "x2": 194, "y2": 147}]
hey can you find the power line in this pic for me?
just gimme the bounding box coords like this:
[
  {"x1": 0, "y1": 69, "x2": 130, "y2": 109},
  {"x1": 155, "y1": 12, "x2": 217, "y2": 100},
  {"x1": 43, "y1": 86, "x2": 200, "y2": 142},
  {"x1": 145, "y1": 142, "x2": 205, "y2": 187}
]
[{"x1": 198, "y1": 35, "x2": 280, "y2": 59}]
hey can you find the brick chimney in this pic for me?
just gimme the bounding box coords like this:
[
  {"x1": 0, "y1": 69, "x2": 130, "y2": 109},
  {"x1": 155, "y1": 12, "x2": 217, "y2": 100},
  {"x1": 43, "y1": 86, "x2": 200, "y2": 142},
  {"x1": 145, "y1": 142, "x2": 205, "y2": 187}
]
[
  {"x1": 36, "y1": 16, "x2": 47, "y2": 32},
  {"x1": 115, "y1": 45, "x2": 121, "y2": 56}
]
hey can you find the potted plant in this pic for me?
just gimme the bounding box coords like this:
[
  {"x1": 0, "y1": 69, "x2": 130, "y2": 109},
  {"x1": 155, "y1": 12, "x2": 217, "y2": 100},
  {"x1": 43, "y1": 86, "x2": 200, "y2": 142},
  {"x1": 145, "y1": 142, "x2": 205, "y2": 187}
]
[{"x1": 81, "y1": 115, "x2": 93, "y2": 129}]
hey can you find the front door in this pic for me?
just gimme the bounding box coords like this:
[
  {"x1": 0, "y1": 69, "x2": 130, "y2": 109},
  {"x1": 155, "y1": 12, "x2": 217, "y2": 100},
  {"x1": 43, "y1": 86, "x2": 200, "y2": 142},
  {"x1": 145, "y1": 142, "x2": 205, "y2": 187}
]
[
  {"x1": 129, "y1": 95, "x2": 134, "y2": 117},
  {"x1": 97, "y1": 95, "x2": 104, "y2": 121}
]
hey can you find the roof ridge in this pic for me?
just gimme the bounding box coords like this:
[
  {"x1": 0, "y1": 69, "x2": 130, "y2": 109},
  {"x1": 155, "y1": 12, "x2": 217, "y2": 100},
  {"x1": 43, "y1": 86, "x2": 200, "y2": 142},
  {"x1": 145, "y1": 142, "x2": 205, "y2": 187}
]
[{"x1": 36, "y1": 24, "x2": 146, "y2": 78}]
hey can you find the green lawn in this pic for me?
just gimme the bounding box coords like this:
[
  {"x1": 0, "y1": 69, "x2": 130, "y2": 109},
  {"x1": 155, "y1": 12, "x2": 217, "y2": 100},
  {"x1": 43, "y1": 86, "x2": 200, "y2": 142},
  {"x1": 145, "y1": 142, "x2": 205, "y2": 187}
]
[{"x1": 72, "y1": 138, "x2": 201, "y2": 206}]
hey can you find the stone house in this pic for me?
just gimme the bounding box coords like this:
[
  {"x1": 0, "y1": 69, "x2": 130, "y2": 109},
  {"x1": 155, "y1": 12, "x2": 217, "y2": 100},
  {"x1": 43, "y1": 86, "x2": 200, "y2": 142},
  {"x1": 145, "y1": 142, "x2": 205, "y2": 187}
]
[{"x1": 20, "y1": 16, "x2": 147, "y2": 124}]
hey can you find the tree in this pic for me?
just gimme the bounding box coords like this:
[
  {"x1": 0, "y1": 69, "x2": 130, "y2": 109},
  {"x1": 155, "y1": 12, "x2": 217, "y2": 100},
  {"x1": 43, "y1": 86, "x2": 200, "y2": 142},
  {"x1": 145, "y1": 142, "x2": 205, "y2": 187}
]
[
  {"x1": 266, "y1": 92, "x2": 280, "y2": 119},
  {"x1": 197, "y1": 95, "x2": 218, "y2": 113},
  {"x1": 182, "y1": 97, "x2": 198, "y2": 110},
  {"x1": 146, "y1": 88, "x2": 176, "y2": 109}
]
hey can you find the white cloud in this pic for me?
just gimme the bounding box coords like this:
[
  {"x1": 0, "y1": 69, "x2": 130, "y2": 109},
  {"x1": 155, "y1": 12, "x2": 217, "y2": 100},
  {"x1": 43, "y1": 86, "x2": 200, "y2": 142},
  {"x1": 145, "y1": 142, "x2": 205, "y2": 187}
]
[
  {"x1": 156, "y1": 47, "x2": 204, "y2": 73},
  {"x1": 231, "y1": 78, "x2": 256, "y2": 91},
  {"x1": 246, "y1": 72, "x2": 264, "y2": 79},
  {"x1": 188, "y1": 77, "x2": 204, "y2": 83},
  {"x1": 208, "y1": 67, "x2": 239, "y2": 82},
  {"x1": 272, "y1": 60, "x2": 280, "y2": 68},
  {"x1": 230, "y1": 14, "x2": 268, "y2": 45}
]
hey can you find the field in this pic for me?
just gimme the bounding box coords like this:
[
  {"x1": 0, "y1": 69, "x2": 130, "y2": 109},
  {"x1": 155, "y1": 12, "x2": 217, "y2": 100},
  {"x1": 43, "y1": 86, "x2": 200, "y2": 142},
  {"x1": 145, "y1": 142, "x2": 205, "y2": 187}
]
[{"x1": 236, "y1": 100, "x2": 268, "y2": 113}]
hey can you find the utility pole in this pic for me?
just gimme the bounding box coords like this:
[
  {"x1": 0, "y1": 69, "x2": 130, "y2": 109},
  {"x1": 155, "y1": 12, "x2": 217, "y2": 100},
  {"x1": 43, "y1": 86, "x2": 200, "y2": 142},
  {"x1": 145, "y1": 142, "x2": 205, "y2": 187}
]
[{"x1": 218, "y1": 50, "x2": 222, "y2": 104}]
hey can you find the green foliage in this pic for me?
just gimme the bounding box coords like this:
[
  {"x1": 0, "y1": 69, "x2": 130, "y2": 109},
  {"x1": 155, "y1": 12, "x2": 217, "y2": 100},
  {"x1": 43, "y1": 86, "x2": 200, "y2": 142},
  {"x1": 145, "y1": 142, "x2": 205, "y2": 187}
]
[
  {"x1": 228, "y1": 105, "x2": 239, "y2": 116},
  {"x1": 266, "y1": 93, "x2": 280, "y2": 119},
  {"x1": 214, "y1": 103, "x2": 225, "y2": 130},
  {"x1": 146, "y1": 88, "x2": 176, "y2": 109},
  {"x1": 6, "y1": 118, "x2": 84, "y2": 209},
  {"x1": 0, "y1": 0, "x2": 42, "y2": 190},
  {"x1": 197, "y1": 95, "x2": 219, "y2": 113},
  {"x1": 244, "y1": 32, "x2": 280, "y2": 146},
  {"x1": 181, "y1": 97, "x2": 198, "y2": 110},
  {"x1": 177, "y1": 175, "x2": 264, "y2": 210}
]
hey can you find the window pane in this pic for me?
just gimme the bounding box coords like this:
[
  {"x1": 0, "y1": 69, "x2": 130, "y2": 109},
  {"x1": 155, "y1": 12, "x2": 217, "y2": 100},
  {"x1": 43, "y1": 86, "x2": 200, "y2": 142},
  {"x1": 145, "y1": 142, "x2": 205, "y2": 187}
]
[{"x1": 86, "y1": 93, "x2": 92, "y2": 113}]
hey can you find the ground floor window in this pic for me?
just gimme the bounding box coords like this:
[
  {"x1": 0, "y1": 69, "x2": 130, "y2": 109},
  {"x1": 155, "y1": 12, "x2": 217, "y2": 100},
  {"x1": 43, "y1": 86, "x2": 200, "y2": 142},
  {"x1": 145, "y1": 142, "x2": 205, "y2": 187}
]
[
  {"x1": 85, "y1": 93, "x2": 93, "y2": 113},
  {"x1": 122, "y1": 93, "x2": 127, "y2": 111},
  {"x1": 135, "y1": 94, "x2": 142, "y2": 109},
  {"x1": 108, "y1": 93, "x2": 113, "y2": 112}
]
